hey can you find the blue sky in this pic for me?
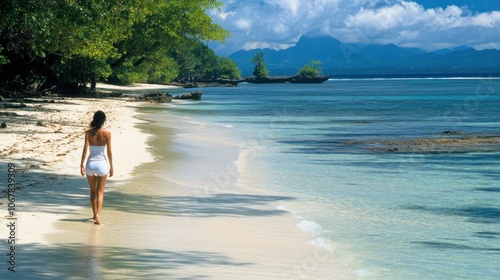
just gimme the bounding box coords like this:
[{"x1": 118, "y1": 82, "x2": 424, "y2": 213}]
[
  {"x1": 209, "y1": 0, "x2": 500, "y2": 56},
  {"x1": 416, "y1": 0, "x2": 500, "y2": 12}
]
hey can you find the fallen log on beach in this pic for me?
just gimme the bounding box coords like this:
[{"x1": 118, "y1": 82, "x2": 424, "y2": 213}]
[{"x1": 3, "y1": 102, "x2": 27, "y2": 108}]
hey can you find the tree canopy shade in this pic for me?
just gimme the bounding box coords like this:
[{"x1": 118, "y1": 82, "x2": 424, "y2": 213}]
[
  {"x1": 0, "y1": 0, "x2": 232, "y2": 93},
  {"x1": 251, "y1": 51, "x2": 269, "y2": 78}
]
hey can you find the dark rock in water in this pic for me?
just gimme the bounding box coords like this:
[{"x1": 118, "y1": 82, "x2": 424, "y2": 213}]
[
  {"x1": 245, "y1": 75, "x2": 329, "y2": 84},
  {"x1": 173, "y1": 91, "x2": 203, "y2": 100},
  {"x1": 442, "y1": 131, "x2": 466, "y2": 135},
  {"x1": 136, "y1": 92, "x2": 173, "y2": 103},
  {"x1": 290, "y1": 75, "x2": 330, "y2": 83},
  {"x1": 1, "y1": 122, "x2": 6, "y2": 128},
  {"x1": 215, "y1": 79, "x2": 243, "y2": 86},
  {"x1": 246, "y1": 76, "x2": 291, "y2": 84},
  {"x1": 365, "y1": 135, "x2": 500, "y2": 153},
  {"x1": 36, "y1": 121, "x2": 45, "y2": 127}
]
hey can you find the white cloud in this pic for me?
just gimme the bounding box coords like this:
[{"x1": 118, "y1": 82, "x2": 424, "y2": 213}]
[
  {"x1": 273, "y1": 23, "x2": 289, "y2": 34},
  {"x1": 235, "y1": 18, "x2": 252, "y2": 30},
  {"x1": 269, "y1": 0, "x2": 300, "y2": 16},
  {"x1": 470, "y1": 11, "x2": 500, "y2": 28},
  {"x1": 243, "y1": 41, "x2": 295, "y2": 51},
  {"x1": 210, "y1": 0, "x2": 500, "y2": 55},
  {"x1": 217, "y1": 11, "x2": 236, "y2": 20},
  {"x1": 345, "y1": 1, "x2": 425, "y2": 30}
]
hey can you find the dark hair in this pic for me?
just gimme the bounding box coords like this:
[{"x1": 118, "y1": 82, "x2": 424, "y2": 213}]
[{"x1": 90, "y1": 110, "x2": 106, "y2": 129}]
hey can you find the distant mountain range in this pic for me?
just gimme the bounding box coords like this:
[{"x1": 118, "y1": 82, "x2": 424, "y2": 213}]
[{"x1": 228, "y1": 36, "x2": 500, "y2": 77}]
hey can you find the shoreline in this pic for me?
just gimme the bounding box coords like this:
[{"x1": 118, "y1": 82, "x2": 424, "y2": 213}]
[
  {"x1": 0, "y1": 93, "x2": 356, "y2": 278},
  {"x1": 128, "y1": 106, "x2": 357, "y2": 279},
  {"x1": 95, "y1": 83, "x2": 180, "y2": 92},
  {"x1": 0, "y1": 96, "x2": 154, "y2": 276}
]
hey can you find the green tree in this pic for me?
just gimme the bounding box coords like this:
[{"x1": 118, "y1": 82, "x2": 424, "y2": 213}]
[
  {"x1": 251, "y1": 51, "x2": 269, "y2": 78},
  {"x1": 0, "y1": 46, "x2": 7, "y2": 65},
  {"x1": 1, "y1": 0, "x2": 135, "y2": 91},
  {"x1": 297, "y1": 61, "x2": 322, "y2": 78},
  {"x1": 174, "y1": 41, "x2": 218, "y2": 81},
  {"x1": 174, "y1": 42, "x2": 240, "y2": 81},
  {"x1": 109, "y1": 0, "x2": 230, "y2": 84},
  {"x1": 0, "y1": 0, "x2": 230, "y2": 92},
  {"x1": 217, "y1": 57, "x2": 241, "y2": 79}
]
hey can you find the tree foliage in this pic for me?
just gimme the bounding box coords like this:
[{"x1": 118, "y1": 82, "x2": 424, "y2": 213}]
[
  {"x1": 297, "y1": 61, "x2": 322, "y2": 78},
  {"x1": 217, "y1": 57, "x2": 241, "y2": 79},
  {"x1": 174, "y1": 41, "x2": 241, "y2": 81},
  {"x1": 0, "y1": 0, "x2": 234, "y2": 93},
  {"x1": 251, "y1": 51, "x2": 269, "y2": 78}
]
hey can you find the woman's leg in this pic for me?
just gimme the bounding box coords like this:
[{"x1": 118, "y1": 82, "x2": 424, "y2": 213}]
[
  {"x1": 87, "y1": 175, "x2": 98, "y2": 220},
  {"x1": 94, "y1": 175, "x2": 108, "y2": 225}
]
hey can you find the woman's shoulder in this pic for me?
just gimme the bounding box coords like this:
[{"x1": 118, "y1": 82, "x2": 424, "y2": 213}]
[
  {"x1": 85, "y1": 128, "x2": 111, "y2": 137},
  {"x1": 100, "y1": 129, "x2": 112, "y2": 140}
]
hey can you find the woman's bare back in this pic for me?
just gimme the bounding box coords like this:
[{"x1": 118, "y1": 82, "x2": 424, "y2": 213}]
[{"x1": 87, "y1": 128, "x2": 110, "y2": 146}]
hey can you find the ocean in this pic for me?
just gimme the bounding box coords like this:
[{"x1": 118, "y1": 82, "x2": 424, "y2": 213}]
[{"x1": 139, "y1": 78, "x2": 500, "y2": 279}]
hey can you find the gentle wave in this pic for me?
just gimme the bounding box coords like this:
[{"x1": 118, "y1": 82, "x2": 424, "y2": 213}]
[{"x1": 297, "y1": 219, "x2": 324, "y2": 235}]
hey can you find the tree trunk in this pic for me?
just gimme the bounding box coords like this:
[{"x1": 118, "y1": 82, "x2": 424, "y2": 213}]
[{"x1": 90, "y1": 73, "x2": 96, "y2": 90}]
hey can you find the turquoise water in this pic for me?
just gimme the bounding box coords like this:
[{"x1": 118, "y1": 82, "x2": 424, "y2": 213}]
[{"x1": 152, "y1": 79, "x2": 500, "y2": 279}]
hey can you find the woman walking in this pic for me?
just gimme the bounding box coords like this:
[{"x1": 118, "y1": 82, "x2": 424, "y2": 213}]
[{"x1": 80, "y1": 110, "x2": 113, "y2": 224}]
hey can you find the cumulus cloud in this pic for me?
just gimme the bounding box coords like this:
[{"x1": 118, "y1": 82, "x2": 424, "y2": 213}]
[
  {"x1": 210, "y1": 0, "x2": 500, "y2": 55},
  {"x1": 471, "y1": 11, "x2": 500, "y2": 28}
]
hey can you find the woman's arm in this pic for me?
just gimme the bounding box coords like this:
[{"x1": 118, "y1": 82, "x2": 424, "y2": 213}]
[
  {"x1": 80, "y1": 131, "x2": 89, "y2": 176},
  {"x1": 106, "y1": 131, "x2": 113, "y2": 177}
]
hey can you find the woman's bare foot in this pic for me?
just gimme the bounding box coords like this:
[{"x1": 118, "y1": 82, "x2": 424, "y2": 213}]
[{"x1": 94, "y1": 215, "x2": 101, "y2": 225}]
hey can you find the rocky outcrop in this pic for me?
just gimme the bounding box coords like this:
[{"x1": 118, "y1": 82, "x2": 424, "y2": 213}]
[
  {"x1": 169, "y1": 79, "x2": 241, "y2": 88},
  {"x1": 245, "y1": 75, "x2": 329, "y2": 84},
  {"x1": 289, "y1": 75, "x2": 330, "y2": 83},
  {"x1": 245, "y1": 76, "x2": 291, "y2": 84},
  {"x1": 169, "y1": 76, "x2": 329, "y2": 87},
  {"x1": 346, "y1": 133, "x2": 500, "y2": 153},
  {"x1": 173, "y1": 91, "x2": 203, "y2": 100},
  {"x1": 135, "y1": 92, "x2": 173, "y2": 103},
  {"x1": 134, "y1": 91, "x2": 203, "y2": 102}
]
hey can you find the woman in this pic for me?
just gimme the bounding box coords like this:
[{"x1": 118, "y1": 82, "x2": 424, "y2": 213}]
[{"x1": 80, "y1": 110, "x2": 114, "y2": 225}]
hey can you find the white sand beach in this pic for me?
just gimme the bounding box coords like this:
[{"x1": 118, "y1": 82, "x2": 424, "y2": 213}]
[
  {"x1": 95, "y1": 82, "x2": 179, "y2": 92},
  {"x1": 0, "y1": 86, "x2": 356, "y2": 279}
]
